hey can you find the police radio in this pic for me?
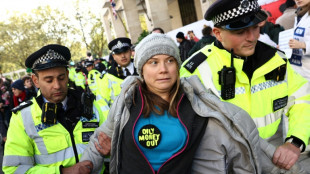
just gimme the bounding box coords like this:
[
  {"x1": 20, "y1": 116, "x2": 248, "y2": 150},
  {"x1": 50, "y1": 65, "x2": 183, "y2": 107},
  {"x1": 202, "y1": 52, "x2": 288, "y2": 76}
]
[
  {"x1": 81, "y1": 86, "x2": 95, "y2": 119},
  {"x1": 218, "y1": 49, "x2": 236, "y2": 100},
  {"x1": 41, "y1": 103, "x2": 58, "y2": 124}
]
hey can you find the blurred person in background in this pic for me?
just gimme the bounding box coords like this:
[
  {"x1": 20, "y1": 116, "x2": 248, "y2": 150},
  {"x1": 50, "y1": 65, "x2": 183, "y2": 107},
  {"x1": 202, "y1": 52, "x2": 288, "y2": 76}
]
[
  {"x1": 176, "y1": 32, "x2": 193, "y2": 62},
  {"x1": 189, "y1": 25, "x2": 216, "y2": 56},
  {"x1": 289, "y1": 0, "x2": 310, "y2": 81},
  {"x1": 10, "y1": 79, "x2": 32, "y2": 108},
  {"x1": 74, "y1": 64, "x2": 86, "y2": 93},
  {"x1": 68, "y1": 61, "x2": 76, "y2": 89},
  {"x1": 22, "y1": 75, "x2": 37, "y2": 99},
  {"x1": 85, "y1": 60, "x2": 101, "y2": 95},
  {"x1": 276, "y1": 0, "x2": 297, "y2": 30},
  {"x1": 96, "y1": 37, "x2": 138, "y2": 109},
  {"x1": 186, "y1": 30, "x2": 199, "y2": 43},
  {"x1": 151, "y1": 27, "x2": 165, "y2": 34}
]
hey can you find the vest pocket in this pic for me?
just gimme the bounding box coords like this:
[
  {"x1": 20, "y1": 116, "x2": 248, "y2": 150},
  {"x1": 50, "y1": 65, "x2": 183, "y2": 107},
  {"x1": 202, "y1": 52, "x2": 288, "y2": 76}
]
[{"x1": 43, "y1": 135, "x2": 69, "y2": 154}]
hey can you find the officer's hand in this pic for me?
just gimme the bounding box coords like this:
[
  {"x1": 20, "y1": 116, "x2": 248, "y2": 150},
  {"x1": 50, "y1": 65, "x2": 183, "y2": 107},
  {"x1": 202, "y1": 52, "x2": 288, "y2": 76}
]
[
  {"x1": 95, "y1": 132, "x2": 111, "y2": 156},
  {"x1": 272, "y1": 142, "x2": 301, "y2": 170},
  {"x1": 289, "y1": 39, "x2": 306, "y2": 49},
  {"x1": 61, "y1": 161, "x2": 93, "y2": 174}
]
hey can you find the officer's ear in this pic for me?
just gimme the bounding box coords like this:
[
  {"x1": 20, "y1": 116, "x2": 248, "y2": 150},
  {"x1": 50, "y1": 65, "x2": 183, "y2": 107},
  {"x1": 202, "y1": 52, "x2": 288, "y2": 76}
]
[
  {"x1": 66, "y1": 69, "x2": 69, "y2": 79},
  {"x1": 213, "y1": 27, "x2": 223, "y2": 42},
  {"x1": 32, "y1": 73, "x2": 40, "y2": 88}
]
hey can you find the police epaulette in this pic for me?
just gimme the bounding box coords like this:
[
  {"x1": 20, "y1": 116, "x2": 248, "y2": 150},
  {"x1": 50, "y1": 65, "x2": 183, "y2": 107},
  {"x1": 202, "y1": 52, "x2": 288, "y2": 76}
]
[
  {"x1": 183, "y1": 52, "x2": 208, "y2": 73},
  {"x1": 11, "y1": 100, "x2": 33, "y2": 114},
  {"x1": 276, "y1": 49, "x2": 288, "y2": 60}
]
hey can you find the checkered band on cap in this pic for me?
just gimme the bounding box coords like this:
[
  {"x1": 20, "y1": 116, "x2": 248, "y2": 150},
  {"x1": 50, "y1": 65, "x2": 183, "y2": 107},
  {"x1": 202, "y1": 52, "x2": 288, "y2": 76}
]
[
  {"x1": 32, "y1": 49, "x2": 66, "y2": 69},
  {"x1": 111, "y1": 40, "x2": 130, "y2": 51},
  {"x1": 213, "y1": 0, "x2": 260, "y2": 26}
]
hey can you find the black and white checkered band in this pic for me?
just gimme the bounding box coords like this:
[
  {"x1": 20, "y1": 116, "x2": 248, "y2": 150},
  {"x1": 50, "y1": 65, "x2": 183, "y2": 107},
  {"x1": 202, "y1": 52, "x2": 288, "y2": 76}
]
[
  {"x1": 213, "y1": 0, "x2": 259, "y2": 25},
  {"x1": 111, "y1": 41, "x2": 130, "y2": 51},
  {"x1": 32, "y1": 49, "x2": 66, "y2": 69}
]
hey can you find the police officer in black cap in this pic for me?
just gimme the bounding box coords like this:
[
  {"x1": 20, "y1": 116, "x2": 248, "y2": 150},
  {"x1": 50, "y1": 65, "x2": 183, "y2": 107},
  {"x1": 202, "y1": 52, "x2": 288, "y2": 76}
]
[
  {"x1": 85, "y1": 60, "x2": 101, "y2": 95},
  {"x1": 108, "y1": 37, "x2": 137, "y2": 78},
  {"x1": 96, "y1": 37, "x2": 138, "y2": 108},
  {"x1": 180, "y1": 0, "x2": 310, "y2": 172},
  {"x1": 3, "y1": 44, "x2": 107, "y2": 174},
  {"x1": 94, "y1": 58, "x2": 107, "y2": 74}
]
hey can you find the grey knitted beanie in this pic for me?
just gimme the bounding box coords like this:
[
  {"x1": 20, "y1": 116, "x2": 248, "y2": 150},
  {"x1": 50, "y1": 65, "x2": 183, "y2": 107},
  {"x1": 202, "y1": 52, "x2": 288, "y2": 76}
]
[{"x1": 134, "y1": 33, "x2": 181, "y2": 76}]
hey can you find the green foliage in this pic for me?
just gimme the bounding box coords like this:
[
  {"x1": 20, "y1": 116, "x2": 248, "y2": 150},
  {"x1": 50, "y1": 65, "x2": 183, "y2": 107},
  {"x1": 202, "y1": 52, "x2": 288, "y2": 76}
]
[
  {"x1": 0, "y1": 5, "x2": 84, "y2": 73},
  {"x1": 136, "y1": 30, "x2": 150, "y2": 45},
  {"x1": 89, "y1": 18, "x2": 108, "y2": 58},
  {"x1": 75, "y1": 2, "x2": 109, "y2": 59}
]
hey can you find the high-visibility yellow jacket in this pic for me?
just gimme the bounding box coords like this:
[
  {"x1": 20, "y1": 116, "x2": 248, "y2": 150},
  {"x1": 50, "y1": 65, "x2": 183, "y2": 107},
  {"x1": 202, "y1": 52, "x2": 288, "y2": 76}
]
[
  {"x1": 2, "y1": 91, "x2": 107, "y2": 174},
  {"x1": 75, "y1": 72, "x2": 86, "y2": 90},
  {"x1": 68, "y1": 67, "x2": 76, "y2": 83},
  {"x1": 96, "y1": 73, "x2": 123, "y2": 108},
  {"x1": 87, "y1": 69, "x2": 101, "y2": 95},
  {"x1": 180, "y1": 42, "x2": 310, "y2": 146}
]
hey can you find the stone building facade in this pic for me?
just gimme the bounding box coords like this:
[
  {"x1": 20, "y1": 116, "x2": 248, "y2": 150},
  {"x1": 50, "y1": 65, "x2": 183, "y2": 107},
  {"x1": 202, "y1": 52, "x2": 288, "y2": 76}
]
[{"x1": 101, "y1": 0, "x2": 216, "y2": 43}]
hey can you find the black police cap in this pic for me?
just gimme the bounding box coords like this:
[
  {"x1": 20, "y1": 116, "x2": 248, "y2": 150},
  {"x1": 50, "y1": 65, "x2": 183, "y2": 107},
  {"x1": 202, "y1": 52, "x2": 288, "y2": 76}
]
[
  {"x1": 85, "y1": 60, "x2": 94, "y2": 67},
  {"x1": 108, "y1": 37, "x2": 132, "y2": 54},
  {"x1": 205, "y1": 0, "x2": 267, "y2": 30},
  {"x1": 75, "y1": 64, "x2": 83, "y2": 72},
  {"x1": 25, "y1": 44, "x2": 71, "y2": 71}
]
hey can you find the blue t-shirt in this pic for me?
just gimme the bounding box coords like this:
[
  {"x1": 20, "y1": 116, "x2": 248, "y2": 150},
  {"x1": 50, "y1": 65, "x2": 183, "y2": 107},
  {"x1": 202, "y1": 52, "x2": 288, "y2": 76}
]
[{"x1": 134, "y1": 110, "x2": 187, "y2": 171}]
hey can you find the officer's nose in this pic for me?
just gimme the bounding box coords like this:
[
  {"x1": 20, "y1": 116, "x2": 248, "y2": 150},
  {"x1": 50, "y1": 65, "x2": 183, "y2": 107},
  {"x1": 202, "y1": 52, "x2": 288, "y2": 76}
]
[{"x1": 53, "y1": 80, "x2": 61, "y2": 89}]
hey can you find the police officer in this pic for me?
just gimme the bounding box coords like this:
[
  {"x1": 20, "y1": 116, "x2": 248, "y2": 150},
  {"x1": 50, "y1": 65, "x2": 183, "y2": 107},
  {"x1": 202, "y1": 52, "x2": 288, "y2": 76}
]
[
  {"x1": 180, "y1": 0, "x2": 310, "y2": 171},
  {"x1": 2, "y1": 44, "x2": 106, "y2": 173},
  {"x1": 85, "y1": 60, "x2": 101, "y2": 95},
  {"x1": 75, "y1": 63, "x2": 87, "y2": 93},
  {"x1": 68, "y1": 61, "x2": 76, "y2": 89},
  {"x1": 94, "y1": 58, "x2": 107, "y2": 74},
  {"x1": 96, "y1": 37, "x2": 138, "y2": 109}
]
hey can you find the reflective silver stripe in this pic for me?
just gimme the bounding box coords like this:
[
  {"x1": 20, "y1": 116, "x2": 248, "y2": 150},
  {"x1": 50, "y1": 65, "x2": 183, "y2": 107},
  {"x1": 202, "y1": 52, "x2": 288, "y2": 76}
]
[
  {"x1": 295, "y1": 100, "x2": 310, "y2": 105},
  {"x1": 93, "y1": 105, "x2": 100, "y2": 121},
  {"x1": 251, "y1": 80, "x2": 286, "y2": 94},
  {"x1": 3, "y1": 155, "x2": 34, "y2": 166},
  {"x1": 291, "y1": 82, "x2": 310, "y2": 99},
  {"x1": 15, "y1": 165, "x2": 33, "y2": 174},
  {"x1": 34, "y1": 144, "x2": 88, "y2": 165},
  {"x1": 108, "y1": 79, "x2": 114, "y2": 88},
  {"x1": 100, "y1": 105, "x2": 110, "y2": 112},
  {"x1": 108, "y1": 79, "x2": 117, "y2": 106},
  {"x1": 76, "y1": 143, "x2": 88, "y2": 154},
  {"x1": 21, "y1": 107, "x2": 48, "y2": 155},
  {"x1": 96, "y1": 94, "x2": 103, "y2": 101},
  {"x1": 285, "y1": 82, "x2": 310, "y2": 113},
  {"x1": 197, "y1": 60, "x2": 221, "y2": 98},
  {"x1": 252, "y1": 111, "x2": 283, "y2": 128}
]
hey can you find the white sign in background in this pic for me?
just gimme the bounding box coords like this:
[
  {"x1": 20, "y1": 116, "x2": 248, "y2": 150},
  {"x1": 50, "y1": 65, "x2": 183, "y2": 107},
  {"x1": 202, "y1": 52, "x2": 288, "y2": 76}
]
[{"x1": 278, "y1": 29, "x2": 294, "y2": 58}]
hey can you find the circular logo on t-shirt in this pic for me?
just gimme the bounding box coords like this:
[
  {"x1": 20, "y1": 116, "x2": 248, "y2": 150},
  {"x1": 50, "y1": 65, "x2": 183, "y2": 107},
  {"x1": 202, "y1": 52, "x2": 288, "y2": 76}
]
[{"x1": 138, "y1": 124, "x2": 161, "y2": 149}]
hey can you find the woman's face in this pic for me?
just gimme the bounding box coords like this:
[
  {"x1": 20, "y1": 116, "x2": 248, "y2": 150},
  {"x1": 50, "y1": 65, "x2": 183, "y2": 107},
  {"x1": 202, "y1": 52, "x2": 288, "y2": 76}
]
[
  {"x1": 12, "y1": 88, "x2": 23, "y2": 96},
  {"x1": 295, "y1": 0, "x2": 310, "y2": 7},
  {"x1": 142, "y1": 54, "x2": 178, "y2": 98},
  {"x1": 24, "y1": 79, "x2": 33, "y2": 88}
]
